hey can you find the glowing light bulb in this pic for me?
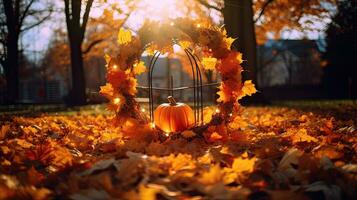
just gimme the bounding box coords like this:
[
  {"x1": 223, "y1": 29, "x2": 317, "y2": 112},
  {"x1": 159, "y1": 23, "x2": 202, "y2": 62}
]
[
  {"x1": 164, "y1": 132, "x2": 170, "y2": 137},
  {"x1": 170, "y1": 22, "x2": 175, "y2": 26},
  {"x1": 215, "y1": 108, "x2": 220, "y2": 113},
  {"x1": 113, "y1": 97, "x2": 121, "y2": 105},
  {"x1": 196, "y1": 24, "x2": 201, "y2": 28},
  {"x1": 229, "y1": 113, "x2": 233, "y2": 117},
  {"x1": 150, "y1": 123, "x2": 155, "y2": 129},
  {"x1": 113, "y1": 65, "x2": 118, "y2": 70},
  {"x1": 141, "y1": 108, "x2": 146, "y2": 112}
]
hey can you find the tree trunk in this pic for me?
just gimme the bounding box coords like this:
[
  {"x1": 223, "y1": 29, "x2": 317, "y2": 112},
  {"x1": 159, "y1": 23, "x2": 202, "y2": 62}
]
[
  {"x1": 223, "y1": 0, "x2": 257, "y2": 84},
  {"x1": 4, "y1": 34, "x2": 19, "y2": 103},
  {"x1": 68, "y1": 38, "x2": 87, "y2": 105}
]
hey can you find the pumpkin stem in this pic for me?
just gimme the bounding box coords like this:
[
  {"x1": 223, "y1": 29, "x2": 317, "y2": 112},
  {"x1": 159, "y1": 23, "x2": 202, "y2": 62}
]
[{"x1": 167, "y1": 96, "x2": 177, "y2": 105}]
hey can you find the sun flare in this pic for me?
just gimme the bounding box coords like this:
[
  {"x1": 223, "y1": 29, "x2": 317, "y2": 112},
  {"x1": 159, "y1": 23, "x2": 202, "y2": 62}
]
[{"x1": 137, "y1": 0, "x2": 181, "y2": 22}]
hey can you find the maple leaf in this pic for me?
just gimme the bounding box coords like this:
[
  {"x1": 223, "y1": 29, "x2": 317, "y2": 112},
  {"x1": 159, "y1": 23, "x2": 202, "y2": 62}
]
[
  {"x1": 223, "y1": 37, "x2": 236, "y2": 49},
  {"x1": 104, "y1": 54, "x2": 111, "y2": 65},
  {"x1": 236, "y1": 52, "x2": 243, "y2": 64},
  {"x1": 199, "y1": 164, "x2": 223, "y2": 185},
  {"x1": 228, "y1": 116, "x2": 249, "y2": 130},
  {"x1": 203, "y1": 107, "x2": 215, "y2": 124},
  {"x1": 216, "y1": 90, "x2": 227, "y2": 103},
  {"x1": 231, "y1": 153, "x2": 256, "y2": 174},
  {"x1": 179, "y1": 40, "x2": 191, "y2": 49},
  {"x1": 125, "y1": 77, "x2": 138, "y2": 95},
  {"x1": 117, "y1": 28, "x2": 132, "y2": 45},
  {"x1": 133, "y1": 61, "x2": 146, "y2": 75},
  {"x1": 216, "y1": 84, "x2": 232, "y2": 103},
  {"x1": 99, "y1": 83, "x2": 114, "y2": 99},
  {"x1": 145, "y1": 44, "x2": 157, "y2": 56},
  {"x1": 202, "y1": 57, "x2": 217, "y2": 70},
  {"x1": 223, "y1": 153, "x2": 256, "y2": 184},
  {"x1": 221, "y1": 27, "x2": 237, "y2": 49},
  {"x1": 15, "y1": 139, "x2": 33, "y2": 149},
  {"x1": 238, "y1": 80, "x2": 257, "y2": 99},
  {"x1": 289, "y1": 128, "x2": 318, "y2": 144}
]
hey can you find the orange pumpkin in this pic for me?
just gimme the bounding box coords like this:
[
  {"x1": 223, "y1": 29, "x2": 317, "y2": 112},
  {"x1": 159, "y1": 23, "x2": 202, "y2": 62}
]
[{"x1": 154, "y1": 96, "x2": 194, "y2": 133}]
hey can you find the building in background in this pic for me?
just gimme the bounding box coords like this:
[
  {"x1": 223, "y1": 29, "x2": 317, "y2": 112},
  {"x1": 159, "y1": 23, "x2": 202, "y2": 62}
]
[
  {"x1": 257, "y1": 39, "x2": 323, "y2": 87},
  {"x1": 1, "y1": 39, "x2": 326, "y2": 104},
  {"x1": 257, "y1": 40, "x2": 324, "y2": 100}
]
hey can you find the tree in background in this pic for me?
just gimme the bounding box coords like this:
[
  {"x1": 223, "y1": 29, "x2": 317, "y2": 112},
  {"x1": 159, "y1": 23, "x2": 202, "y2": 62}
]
[
  {"x1": 63, "y1": 0, "x2": 134, "y2": 105},
  {"x1": 323, "y1": 0, "x2": 357, "y2": 99},
  {"x1": 42, "y1": 9, "x2": 127, "y2": 97},
  {"x1": 198, "y1": 0, "x2": 336, "y2": 85},
  {"x1": 0, "y1": 0, "x2": 52, "y2": 103},
  {"x1": 63, "y1": 0, "x2": 95, "y2": 105}
]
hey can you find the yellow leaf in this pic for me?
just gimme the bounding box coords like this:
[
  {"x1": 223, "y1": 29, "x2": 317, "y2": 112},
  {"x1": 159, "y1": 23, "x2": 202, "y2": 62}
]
[
  {"x1": 133, "y1": 61, "x2": 146, "y2": 75},
  {"x1": 100, "y1": 83, "x2": 114, "y2": 98},
  {"x1": 145, "y1": 44, "x2": 157, "y2": 56},
  {"x1": 202, "y1": 57, "x2": 217, "y2": 70},
  {"x1": 236, "y1": 52, "x2": 243, "y2": 64},
  {"x1": 1, "y1": 159, "x2": 11, "y2": 166},
  {"x1": 199, "y1": 164, "x2": 222, "y2": 185},
  {"x1": 139, "y1": 184, "x2": 159, "y2": 200},
  {"x1": 224, "y1": 37, "x2": 236, "y2": 49},
  {"x1": 203, "y1": 107, "x2": 215, "y2": 124},
  {"x1": 178, "y1": 40, "x2": 191, "y2": 49},
  {"x1": 290, "y1": 128, "x2": 318, "y2": 144},
  {"x1": 217, "y1": 90, "x2": 229, "y2": 103},
  {"x1": 118, "y1": 28, "x2": 132, "y2": 45},
  {"x1": 221, "y1": 27, "x2": 227, "y2": 36},
  {"x1": 104, "y1": 54, "x2": 111, "y2": 65},
  {"x1": 238, "y1": 80, "x2": 257, "y2": 99},
  {"x1": 232, "y1": 155, "x2": 256, "y2": 173},
  {"x1": 181, "y1": 130, "x2": 196, "y2": 138},
  {"x1": 228, "y1": 116, "x2": 249, "y2": 130},
  {"x1": 15, "y1": 139, "x2": 33, "y2": 149},
  {"x1": 1, "y1": 146, "x2": 10, "y2": 154}
]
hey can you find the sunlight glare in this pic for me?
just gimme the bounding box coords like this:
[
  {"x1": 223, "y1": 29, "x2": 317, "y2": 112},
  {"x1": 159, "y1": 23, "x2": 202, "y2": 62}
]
[{"x1": 138, "y1": 0, "x2": 179, "y2": 22}]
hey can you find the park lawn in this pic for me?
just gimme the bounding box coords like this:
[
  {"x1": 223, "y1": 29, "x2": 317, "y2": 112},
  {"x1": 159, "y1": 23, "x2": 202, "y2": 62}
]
[{"x1": 0, "y1": 101, "x2": 356, "y2": 199}]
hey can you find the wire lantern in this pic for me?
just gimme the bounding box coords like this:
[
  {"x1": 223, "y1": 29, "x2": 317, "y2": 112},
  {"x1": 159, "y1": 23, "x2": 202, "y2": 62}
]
[{"x1": 144, "y1": 49, "x2": 205, "y2": 127}]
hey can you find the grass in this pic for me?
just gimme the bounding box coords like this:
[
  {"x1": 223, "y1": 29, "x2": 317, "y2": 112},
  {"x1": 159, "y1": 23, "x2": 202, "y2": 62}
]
[{"x1": 1, "y1": 99, "x2": 356, "y2": 118}]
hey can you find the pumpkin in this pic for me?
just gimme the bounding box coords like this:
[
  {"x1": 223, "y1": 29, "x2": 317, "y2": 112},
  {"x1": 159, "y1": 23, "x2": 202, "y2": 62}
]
[{"x1": 154, "y1": 96, "x2": 194, "y2": 133}]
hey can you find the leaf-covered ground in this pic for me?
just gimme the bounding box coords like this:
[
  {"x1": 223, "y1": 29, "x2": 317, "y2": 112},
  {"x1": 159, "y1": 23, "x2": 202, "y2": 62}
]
[{"x1": 0, "y1": 103, "x2": 356, "y2": 200}]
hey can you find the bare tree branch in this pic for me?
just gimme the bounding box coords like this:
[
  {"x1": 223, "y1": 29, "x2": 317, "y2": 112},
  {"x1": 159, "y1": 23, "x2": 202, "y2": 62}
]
[
  {"x1": 19, "y1": 0, "x2": 35, "y2": 28},
  {"x1": 197, "y1": 0, "x2": 222, "y2": 12},
  {"x1": 254, "y1": 0, "x2": 275, "y2": 23},
  {"x1": 21, "y1": 11, "x2": 51, "y2": 32},
  {"x1": 81, "y1": 0, "x2": 94, "y2": 40},
  {"x1": 82, "y1": 39, "x2": 104, "y2": 54}
]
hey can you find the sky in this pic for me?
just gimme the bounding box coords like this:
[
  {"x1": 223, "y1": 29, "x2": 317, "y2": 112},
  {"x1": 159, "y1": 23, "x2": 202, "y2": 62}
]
[{"x1": 22, "y1": 0, "x2": 332, "y2": 63}]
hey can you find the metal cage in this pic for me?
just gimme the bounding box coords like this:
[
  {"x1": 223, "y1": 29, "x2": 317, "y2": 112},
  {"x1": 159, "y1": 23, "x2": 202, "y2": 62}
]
[{"x1": 144, "y1": 49, "x2": 204, "y2": 127}]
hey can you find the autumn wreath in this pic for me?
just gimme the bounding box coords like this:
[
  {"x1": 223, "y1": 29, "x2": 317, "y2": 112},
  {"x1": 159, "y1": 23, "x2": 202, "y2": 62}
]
[{"x1": 100, "y1": 18, "x2": 256, "y2": 132}]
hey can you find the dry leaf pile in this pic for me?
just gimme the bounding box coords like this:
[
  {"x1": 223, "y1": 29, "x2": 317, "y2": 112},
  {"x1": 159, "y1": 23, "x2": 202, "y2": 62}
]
[{"x1": 0, "y1": 106, "x2": 356, "y2": 200}]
